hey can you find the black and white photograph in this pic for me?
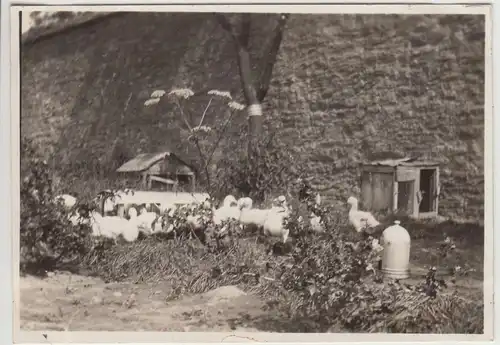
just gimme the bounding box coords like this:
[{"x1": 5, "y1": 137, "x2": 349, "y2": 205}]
[{"x1": 13, "y1": 3, "x2": 493, "y2": 341}]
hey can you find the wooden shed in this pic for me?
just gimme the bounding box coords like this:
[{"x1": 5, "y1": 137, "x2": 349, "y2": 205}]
[
  {"x1": 360, "y1": 157, "x2": 440, "y2": 219},
  {"x1": 116, "y1": 152, "x2": 197, "y2": 192}
]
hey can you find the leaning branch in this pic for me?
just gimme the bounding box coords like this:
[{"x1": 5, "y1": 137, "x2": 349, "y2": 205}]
[
  {"x1": 238, "y1": 13, "x2": 251, "y2": 47},
  {"x1": 214, "y1": 13, "x2": 240, "y2": 45},
  {"x1": 215, "y1": 13, "x2": 259, "y2": 107},
  {"x1": 257, "y1": 13, "x2": 290, "y2": 102}
]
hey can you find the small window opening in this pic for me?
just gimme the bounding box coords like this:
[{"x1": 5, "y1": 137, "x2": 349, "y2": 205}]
[{"x1": 177, "y1": 174, "x2": 190, "y2": 184}]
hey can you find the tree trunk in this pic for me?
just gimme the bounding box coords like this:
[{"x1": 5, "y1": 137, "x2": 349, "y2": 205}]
[
  {"x1": 214, "y1": 13, "x2": 289, "y2": 153},
  {"x1": 256, "y1": 14, "x2": 289, "y2": 102},
  {"x1": 234, "y1": 36, "x2": 263, "y2": 144}
]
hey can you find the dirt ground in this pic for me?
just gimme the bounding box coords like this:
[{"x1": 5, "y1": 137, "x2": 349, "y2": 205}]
[
  {"x1": 20, "y1": 232, "x2": 485, "y2": 332},
  {"x1": 20, "y1": 271, "x2": 281, "y2": 332},
  {"x1": 20, "y1": 263, "x2": 484, "y2": 333}
]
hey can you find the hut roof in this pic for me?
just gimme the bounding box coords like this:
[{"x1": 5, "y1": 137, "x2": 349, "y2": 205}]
[
  {"x1": 364, "y1": 157, "x2": 440, "y2": 167},
  {"x1": 22, "y1": 12, "x2": 122, "y2": 45},
  {"x1": 116, "y1": 152, "x2": 193, "y2": 173}
]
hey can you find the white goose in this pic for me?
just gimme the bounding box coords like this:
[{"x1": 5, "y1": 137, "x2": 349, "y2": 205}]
[
  {"x1": 124, "y1": 208, "x2": 142, "y2": 241},
  {"x1": 213, "y1": 195, "x2": 240, "y2": 226},
  {"x1": 347, "y1": 196, "x2": 380, "y2": 232},
  {"x1": 137, "y1": 206, "x2": 159, "y2": 232},
  {"x1": 55, "y1": 194, "x2": 77, "y2": 209},
  {"x1": 89, "y1": 211, "x2": 128, "y2": 239},
  {"x1": 262, "y1": 195, "x2": 291, "y2": 243},
  {"x1": 237, "y1": 197, "x2": 253, "y2": 210}
]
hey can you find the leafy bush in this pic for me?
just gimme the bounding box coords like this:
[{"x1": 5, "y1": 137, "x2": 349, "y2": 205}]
[
  {"x1": 270, "y1": 200, "x2": 483, "y2": 333},
  {"x1": 20, "y1": 137, "x2": 93, "y2": 275},
  {"x1": 213, "y1": 130, "x2": 299, "y2": 204}
]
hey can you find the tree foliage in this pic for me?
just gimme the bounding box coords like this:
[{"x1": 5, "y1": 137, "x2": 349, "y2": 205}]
[{"x1": 20, "y1": 137, "x2": 93, "y2": 275}]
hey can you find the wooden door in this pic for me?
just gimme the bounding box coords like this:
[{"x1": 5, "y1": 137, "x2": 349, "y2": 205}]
[
  {"x1": 360, "y1": 171, "x2": 373, "y2": 210},
  {"x1": 372, "y1": 172, "x2": 394, "y2": 212},
  {"x1": 397, "y1": 180, "x2": 415, "y2": 215},
  {"x1": 396, "y1": 167, "x2": 419, "y2": 216}
]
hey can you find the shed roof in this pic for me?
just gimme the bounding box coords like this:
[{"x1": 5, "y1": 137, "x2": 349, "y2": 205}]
[
  {"x1": 22, "y1": 12, "x2": 122, "y2": 45},
  {"x1": 116, "y1": 152, "x2": 193, "y2": 173},
  {"x1": 364, "y1": 157, "x2": 440, "y2": 167}
]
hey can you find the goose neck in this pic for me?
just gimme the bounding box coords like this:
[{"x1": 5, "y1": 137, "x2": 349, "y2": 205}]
[{"x1": 349, "y1": 202, "x2": 358, "y2": 211}]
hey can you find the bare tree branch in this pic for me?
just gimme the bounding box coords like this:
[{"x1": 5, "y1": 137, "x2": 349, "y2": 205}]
[
  {"x1": 213, "y1": 13, "x2": 240, "y2": 44},
  {"x1": 257, "y1": 13, "x2": 290, "y2": 102},
  {"x1": 193, "y1": 137, "x2": 211, "y2": 187},
  {"x1": 198, "y1": 97, "x2": 213, "y2": 127},
  {"x1": 203, "y1": 108, "x2": 237, "y2": 181},
  {"x1": 173, "y1": 98, "x2": 212, "y2": 185},
  {"x1": 214, "y1": 13, "x2": 259, "y2": 107},
  {"x1": 173, "y1": 98, "x2": 193, "y2": 132},
  {"x1": 238, "y1": 13, "x2": 251, "y2": 47}
]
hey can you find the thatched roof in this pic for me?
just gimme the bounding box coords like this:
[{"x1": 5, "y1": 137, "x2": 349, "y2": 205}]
[
  {"x1": 21, "y1": 11, "x2": 123, "y2": 45},
  {"x1": 116, "y1": 152, "x2": 194, "y2": 173}
]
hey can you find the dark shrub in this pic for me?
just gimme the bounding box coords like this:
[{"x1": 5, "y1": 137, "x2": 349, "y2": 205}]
[{"x1": 20, "y1": 137, "x2": 92, "y2": 275}]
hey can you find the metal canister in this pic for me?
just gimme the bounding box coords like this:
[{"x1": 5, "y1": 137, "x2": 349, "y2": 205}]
[{"x1": 380, "y1": 220, "x2": 411, "y2": 279}]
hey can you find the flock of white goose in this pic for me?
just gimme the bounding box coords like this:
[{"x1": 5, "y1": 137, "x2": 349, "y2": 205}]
[{"x1": 54, "y1": 191, "x2": 381, "y2": 243}]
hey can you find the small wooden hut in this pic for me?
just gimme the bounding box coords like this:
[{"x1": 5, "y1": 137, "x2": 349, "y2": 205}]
[
  {"x1": 116, "y1": 152, "x2": 197, "y2": 192},
  {"x1": 360, "y1": 157, "x2": 440, "y2": 219}
]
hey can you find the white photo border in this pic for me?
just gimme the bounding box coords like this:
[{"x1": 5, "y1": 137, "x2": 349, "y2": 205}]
[{"x1": 2, "y1": 1, "x2": 496, "y2": 344}]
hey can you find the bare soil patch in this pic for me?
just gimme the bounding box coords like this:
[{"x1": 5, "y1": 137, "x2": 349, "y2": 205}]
[{"x1": 20, "y1": 272, "x2": 276, "y2": 332}]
